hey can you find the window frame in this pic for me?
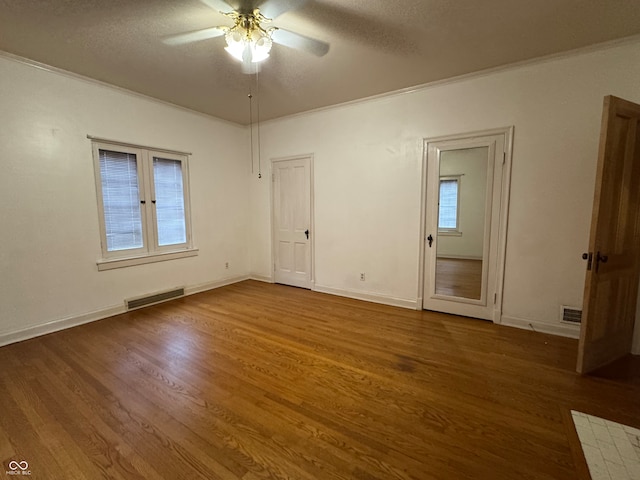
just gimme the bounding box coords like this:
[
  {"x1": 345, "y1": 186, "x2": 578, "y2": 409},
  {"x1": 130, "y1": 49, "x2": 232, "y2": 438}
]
[
  {"x1": 91, "y1": 140, "x2": 196, "y2": 270},
  {"x1": 438, "y1": 175, "x2": 462, "y2": 236},
  {"x1": 147, "y1": 150, "x2": 193, "y2": 254}
]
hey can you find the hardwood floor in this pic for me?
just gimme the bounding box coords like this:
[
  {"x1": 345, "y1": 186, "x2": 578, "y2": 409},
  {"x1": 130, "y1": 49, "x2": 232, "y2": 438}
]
[
  {"x1": 435, "y1": 257, "x2": 482, "y2": 299},
  {"x1": 1, "y1": 280, "x2": 639, "y2": 479}
]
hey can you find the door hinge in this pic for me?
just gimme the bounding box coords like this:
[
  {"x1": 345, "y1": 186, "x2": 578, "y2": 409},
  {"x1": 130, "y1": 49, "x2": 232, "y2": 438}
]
[
  {"x1": 494, "y1": 293, "x2": 497, "y2": 304},
  {"x1": 274, "y1": 263, "x2": 276, "y2": 271},
  {"x1": 272, "y1": 173, "x2": 275, "y2": 182},
  {"x1": 502, "y1": 152, "x2": 506, "y2": 164}
]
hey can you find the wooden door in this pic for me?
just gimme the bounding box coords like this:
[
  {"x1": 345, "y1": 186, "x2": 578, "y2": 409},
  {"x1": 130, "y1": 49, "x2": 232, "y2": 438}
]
[
  {"x1": 422, "y1": 132, "x2": 507, "y2": 321},
  {"x1": 577, "y1": 96, "x2": 640, "y2": 374},
  {"x1": 272, "y1": 157, "x2": 312, "y2": 289}
]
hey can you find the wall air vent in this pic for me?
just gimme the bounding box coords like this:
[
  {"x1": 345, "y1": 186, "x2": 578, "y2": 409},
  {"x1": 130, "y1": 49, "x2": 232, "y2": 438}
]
[
  {"x1": 126, "y1": 287, "x2": 185, "y2": 311},
  {"x1": 561, "y1": 306, "x2": 582, "y2": 324}
]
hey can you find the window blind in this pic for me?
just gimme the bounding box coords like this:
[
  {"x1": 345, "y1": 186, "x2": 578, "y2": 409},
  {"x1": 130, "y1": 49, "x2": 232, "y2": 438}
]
[
  {"x1": 153, "y1": 157, "x2": 186, "y2": 246},
  {"x1": 439, "y1": 179, "x2": 458, "y2": 229},
  {"x1": 99, "y1": 149, "x2": 143, "y2": 251}
]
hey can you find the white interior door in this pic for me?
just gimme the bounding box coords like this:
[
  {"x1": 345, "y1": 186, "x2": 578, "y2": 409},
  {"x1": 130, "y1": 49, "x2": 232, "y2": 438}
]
[
  {"x1": 272, "y1": 157, "x2": 312, "y2": 289},
  {"x1": 422, "y1": 131, "x2": 510, "y2": 321}
]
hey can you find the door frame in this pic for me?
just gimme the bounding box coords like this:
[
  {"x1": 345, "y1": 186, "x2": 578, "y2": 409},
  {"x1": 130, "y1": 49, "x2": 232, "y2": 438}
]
[
  {"x1": 417, "y1": 126, "x2": 514, "y2": 323},
  {"x1": 269, "y1": 154, "x2": 315, "y2": 288}
]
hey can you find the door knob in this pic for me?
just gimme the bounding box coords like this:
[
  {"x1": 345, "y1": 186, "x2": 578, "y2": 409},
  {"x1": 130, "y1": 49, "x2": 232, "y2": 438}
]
[
  {"x1": 305, "y1": 229, "x2": 309, "y2": 239},
  {"x1": 595, "y1": 251, "x2": 608, "y2": 273}
]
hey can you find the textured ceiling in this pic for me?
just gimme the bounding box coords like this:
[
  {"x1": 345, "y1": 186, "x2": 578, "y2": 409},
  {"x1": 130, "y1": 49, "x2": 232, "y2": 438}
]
[{"x1": 1, "y1": 0, "x2": 640, "y2": 124}]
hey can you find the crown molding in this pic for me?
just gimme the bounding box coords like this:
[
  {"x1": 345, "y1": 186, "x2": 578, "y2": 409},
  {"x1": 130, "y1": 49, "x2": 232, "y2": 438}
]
[
  {"x1": 261, "y1": 33, "x2": 640, "y2": 127},
  {"x1": 0, "y1": 49, "x2": 243, "y2": 128}
]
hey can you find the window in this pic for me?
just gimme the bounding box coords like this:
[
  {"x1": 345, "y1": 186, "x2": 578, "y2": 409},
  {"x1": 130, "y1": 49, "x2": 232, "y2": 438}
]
[
  {"x1": 438, "y1": 176, "x2": 460, "y2": 233},
  {"x1": 92, "y1": 140, "x2": 196, "y2": 270}
]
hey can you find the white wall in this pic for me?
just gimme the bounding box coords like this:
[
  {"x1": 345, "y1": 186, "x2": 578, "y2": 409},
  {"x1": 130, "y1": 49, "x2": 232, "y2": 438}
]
[
  {"x1": 437, "y1": 148, "x2": 488, "y2": 259},
  {"x1": 2, "y1": 39, "x2": 639, "y2": 352},
  {"x1": 249, "y1": 39, "x2": 640, "y2": 345},
  {"x1": 0, "y1": 55, "x2": 250, "y2": 342}
]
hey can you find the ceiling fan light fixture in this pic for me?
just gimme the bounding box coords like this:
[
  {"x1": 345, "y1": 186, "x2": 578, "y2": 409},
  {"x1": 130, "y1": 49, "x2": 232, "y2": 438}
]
[
  {"x1": 223, "y1": 11, "x2": 273, "y2": 65},
  {"x1": 224, "y1": 36, "x2": 272, "y2": 63},
  {"x1": 251, "y1": 35, "x2": 272, "y2": 62},
  {"x1": 224, "y1": 30, "x2": 245, "y2": 60}
]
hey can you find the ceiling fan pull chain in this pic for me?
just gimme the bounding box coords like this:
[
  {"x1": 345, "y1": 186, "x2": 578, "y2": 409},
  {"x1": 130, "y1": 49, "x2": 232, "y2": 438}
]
[
  {"x1": 256, "y1": 69, "x2": 262, "y2": 179},
  {"x1": 248, "y1": 89, "x2": 254, "y2": 175}
]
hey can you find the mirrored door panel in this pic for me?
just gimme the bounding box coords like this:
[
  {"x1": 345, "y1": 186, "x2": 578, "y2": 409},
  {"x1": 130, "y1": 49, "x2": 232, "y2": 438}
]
[
  {"x1": 423, "y1": 129, "x2": 510, "y2": 321},
  {"x1": 435, "y1": 147, "x2": 489, "y2": 300}
]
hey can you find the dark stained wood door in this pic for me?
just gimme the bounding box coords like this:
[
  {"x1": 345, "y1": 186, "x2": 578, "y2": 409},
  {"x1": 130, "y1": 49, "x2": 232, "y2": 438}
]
[{"x1": 577, "y1": 95, "x2": 640, "y2": 374}]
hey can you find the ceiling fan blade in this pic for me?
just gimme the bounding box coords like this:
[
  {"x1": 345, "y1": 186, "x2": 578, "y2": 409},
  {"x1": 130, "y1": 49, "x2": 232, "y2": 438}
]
[
  {"x1": 163, "y1": 27, "x2": 225, "y2": 46},
  {"x1": 200, "y1": 0, "x2": 235, "y2": 13},
  {"x1": 257, "y1": 0, "x2": 309, "y2": 19},
  {"x1": 271, "y1": 28, "x2": 329, "y2": 56}
]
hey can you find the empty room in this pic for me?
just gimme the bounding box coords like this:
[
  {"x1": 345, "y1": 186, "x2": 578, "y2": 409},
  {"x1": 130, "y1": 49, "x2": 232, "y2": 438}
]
[{"x1": 1, "y1": 1, "x2": 640, "y2": 479}]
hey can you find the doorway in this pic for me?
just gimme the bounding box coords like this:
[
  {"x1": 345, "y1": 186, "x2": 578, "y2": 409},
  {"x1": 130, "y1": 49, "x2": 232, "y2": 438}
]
[
  {"x1": 420, "y1": 128, "x2": 513, "y2": 321},
  {"x1": 271, "y1": 155, "x2": 314, "y2": 289}
]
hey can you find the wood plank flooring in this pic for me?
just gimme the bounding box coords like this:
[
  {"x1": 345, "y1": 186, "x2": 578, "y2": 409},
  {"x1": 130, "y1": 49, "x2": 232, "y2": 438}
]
[
  {"x1": 0, "y1": 280, "x2": 639, "y2": 479},
  {"x1": 435, "y1": 258, "x2": 482, "y2": 300}
]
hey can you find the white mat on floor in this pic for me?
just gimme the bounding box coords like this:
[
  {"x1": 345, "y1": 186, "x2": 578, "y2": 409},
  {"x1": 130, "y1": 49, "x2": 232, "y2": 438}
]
[{"x1": 571, "y1": 410, "x2": 640, "y2": 480}]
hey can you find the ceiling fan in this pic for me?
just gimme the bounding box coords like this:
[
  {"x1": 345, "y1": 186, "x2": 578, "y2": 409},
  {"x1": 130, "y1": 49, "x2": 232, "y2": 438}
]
[{"x1": 164, "y1": 0, "x2": 330, "y2": 73}]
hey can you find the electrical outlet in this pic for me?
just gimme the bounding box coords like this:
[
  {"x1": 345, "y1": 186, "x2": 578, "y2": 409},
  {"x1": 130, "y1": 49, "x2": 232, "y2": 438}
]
[
  {"x1": 360, "y1": 273, "x2": 365, "y2": 281},
  {"x1": 225, "y1": 262, "x2": 229, "y2": 269}
]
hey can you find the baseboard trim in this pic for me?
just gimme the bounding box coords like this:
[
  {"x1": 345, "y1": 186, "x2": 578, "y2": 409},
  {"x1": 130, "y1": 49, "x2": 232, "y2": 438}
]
[
  {"x1": 184, "y1": 275, "x2": 250, "y2": 296},
  {"x1": 0, "y1": 275, "x2": 251, "y2": 348},
  {"x1": 313, "y1": 284, "x2": 418, "y2": 310},
  {"x1": 1, "y1": 280, "x2": 588, "y2": 347},
  {"x1": 249, "y1": 274, "x2": 274, "y2": 283},
  {"x1": 0, "y1": 304, "x2": 126, "y2": 348},
  {"x1": 501, "y1": 315, "x2": 581, "y2": 339}
]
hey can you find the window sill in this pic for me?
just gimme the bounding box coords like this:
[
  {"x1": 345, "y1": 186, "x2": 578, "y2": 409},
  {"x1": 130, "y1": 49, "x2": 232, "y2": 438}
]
[
  {"x1": 438, "y1": 231, "x2": 463, "y2": 237},
  {"x1": 97, "y1": 248, "x2": 199, "y2": 271}
]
